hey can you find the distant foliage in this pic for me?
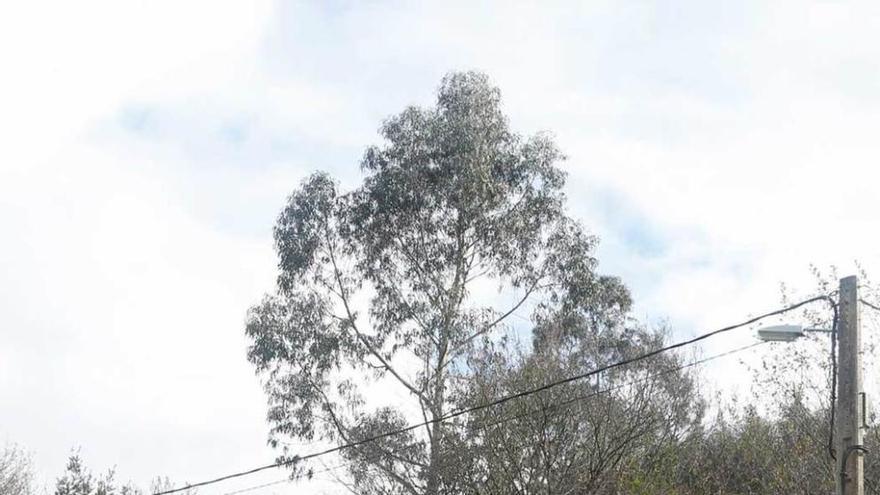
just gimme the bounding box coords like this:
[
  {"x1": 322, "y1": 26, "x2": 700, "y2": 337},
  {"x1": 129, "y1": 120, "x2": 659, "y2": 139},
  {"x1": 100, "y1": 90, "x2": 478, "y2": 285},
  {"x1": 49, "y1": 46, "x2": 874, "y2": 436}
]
[
  {"x1": 465, "y1": 325, "x2": 702, "y2": 494},
  {"x1": 1, "y1": 444, "x2": 34, "y2": 495},
  {"x1": 617, "y1": 266, "x2": 880, "y2": 494},
  {"x1": 52, "y1": 452, "x2": 189, "y2": 495},
  {"x1": 54, "y1": 452, "x2": 138, "y2": 495}
]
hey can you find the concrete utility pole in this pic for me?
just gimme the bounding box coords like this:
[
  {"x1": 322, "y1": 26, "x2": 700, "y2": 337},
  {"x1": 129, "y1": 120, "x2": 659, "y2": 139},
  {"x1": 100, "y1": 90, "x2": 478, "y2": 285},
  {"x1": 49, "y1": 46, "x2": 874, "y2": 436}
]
[{"x1": 837, "y1": 275, "x2": 865, "y2": 495}]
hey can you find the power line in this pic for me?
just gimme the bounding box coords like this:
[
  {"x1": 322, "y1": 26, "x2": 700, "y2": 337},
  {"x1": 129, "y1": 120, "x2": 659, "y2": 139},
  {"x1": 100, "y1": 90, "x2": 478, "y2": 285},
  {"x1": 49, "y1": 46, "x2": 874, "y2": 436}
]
[
  {"x1": 860, "y1": 298, "x2": 880, "y2": 313},
  {"x1": 155, "y1": 294, "x2": 835, "y2": 495},
  {"x1": 219, "y1": 479, "x2": 289, "y2": 495},
  {"x1": 476, "y1": 341, "x2": 767, "y2": 431},
  {"x1": 210, "y1": 340, "x2": 767, "y2": 495},
  {"x1": 160, "y1": 296, "x2": 833, "y2": 495}
]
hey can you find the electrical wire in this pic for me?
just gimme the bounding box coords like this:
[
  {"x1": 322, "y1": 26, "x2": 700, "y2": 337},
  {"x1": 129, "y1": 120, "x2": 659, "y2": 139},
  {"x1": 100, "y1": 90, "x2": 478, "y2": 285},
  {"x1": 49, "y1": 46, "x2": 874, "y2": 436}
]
[
  {"x1": 154, "y1": 294, "x2": 835, "y2": 495},
  {"x1": 468, "y1": 341, "x2": 767, "y2": 431},
  {"x1": 860, "y1": 298, "x2": 880, "y2": 313},
  {"x1": 218, "y1": 479, "x2": 289, "y2": 495},
  {"x1": 210, "y1": 340, "x2": 767, "y2": 495}
]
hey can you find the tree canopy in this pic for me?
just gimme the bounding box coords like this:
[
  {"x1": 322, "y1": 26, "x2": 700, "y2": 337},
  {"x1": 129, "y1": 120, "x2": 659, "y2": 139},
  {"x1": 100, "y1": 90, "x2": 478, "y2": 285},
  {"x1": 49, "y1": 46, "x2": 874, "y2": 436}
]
[{"x1": 244, "y1": 71, "x2": 681, "y2": 494}]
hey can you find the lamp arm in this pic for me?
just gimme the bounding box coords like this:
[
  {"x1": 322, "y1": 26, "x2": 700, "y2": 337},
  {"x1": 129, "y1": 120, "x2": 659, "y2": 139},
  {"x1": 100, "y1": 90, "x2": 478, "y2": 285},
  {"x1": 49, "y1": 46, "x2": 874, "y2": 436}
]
[{"x1": 804, "y1": 327, "x2": 833, "y2": 333}]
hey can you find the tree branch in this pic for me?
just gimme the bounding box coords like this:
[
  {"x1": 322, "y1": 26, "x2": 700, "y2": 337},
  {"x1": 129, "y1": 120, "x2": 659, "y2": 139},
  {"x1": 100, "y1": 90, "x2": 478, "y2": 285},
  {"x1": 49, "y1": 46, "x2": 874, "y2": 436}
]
[
  {"x1": 323, "y1": 227, "x2": 430, "y2": 406},
  {"x1": 443, "y1": 277, "x2": 544, "y2": 367}
]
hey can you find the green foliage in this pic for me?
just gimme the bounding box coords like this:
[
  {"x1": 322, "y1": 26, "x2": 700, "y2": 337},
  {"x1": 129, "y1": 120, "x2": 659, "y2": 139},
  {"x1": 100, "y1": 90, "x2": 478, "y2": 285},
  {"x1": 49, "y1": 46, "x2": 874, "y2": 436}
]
[{"x1": 464, "y1": 326, "x2": 703, "y2": 494}]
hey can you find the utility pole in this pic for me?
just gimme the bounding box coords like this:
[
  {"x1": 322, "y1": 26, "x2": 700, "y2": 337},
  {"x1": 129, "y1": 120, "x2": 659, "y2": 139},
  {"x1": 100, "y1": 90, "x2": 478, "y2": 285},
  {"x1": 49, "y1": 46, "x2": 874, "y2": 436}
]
[{"x1": 837, "y1": 275, "x2": 864, "y2": 495}]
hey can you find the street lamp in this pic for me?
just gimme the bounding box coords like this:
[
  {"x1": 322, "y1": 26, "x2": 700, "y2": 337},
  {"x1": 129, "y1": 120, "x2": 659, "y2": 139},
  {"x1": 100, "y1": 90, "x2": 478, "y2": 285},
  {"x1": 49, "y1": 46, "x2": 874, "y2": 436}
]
[
  {"x1": 756, "y1": 276, "x2": 864, "y2": 495},
  {"x1": 756, "y1": 324, "x2": 832, "y2": 342}
]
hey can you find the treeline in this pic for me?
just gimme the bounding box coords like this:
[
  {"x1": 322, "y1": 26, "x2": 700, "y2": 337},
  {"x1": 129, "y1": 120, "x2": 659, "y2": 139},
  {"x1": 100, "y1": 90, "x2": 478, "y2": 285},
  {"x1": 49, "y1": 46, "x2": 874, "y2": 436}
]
[
  {"x1": 0, "y1": 350, "x2": 880, "y2": 495},
  {"x1": 280, "y1": 315, "x2": 878, "y2": 495},
  {"x1": 0, "y1": 448, "x2": 193, "y2": 495}
]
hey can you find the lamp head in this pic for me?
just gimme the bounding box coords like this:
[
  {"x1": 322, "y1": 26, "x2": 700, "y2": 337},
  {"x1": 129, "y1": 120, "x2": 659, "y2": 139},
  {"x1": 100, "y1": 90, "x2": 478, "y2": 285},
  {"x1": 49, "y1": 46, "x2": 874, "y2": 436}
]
[{"x1": 757, "y1": 324, "x2": 805, "y2": 342}]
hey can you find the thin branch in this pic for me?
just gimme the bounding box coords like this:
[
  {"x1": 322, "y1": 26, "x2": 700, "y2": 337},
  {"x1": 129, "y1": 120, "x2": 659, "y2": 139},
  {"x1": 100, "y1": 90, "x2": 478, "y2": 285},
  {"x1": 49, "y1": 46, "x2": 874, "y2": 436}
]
[
  {"x1": 323, "y1": 227, "x2": 430, "y2": 406},
  {"x1": 308, "y1": 382, "x2": 425, "y2": 494},
  {"x1": 444, "y1": 277, "x2": 544, "y2": 364}
]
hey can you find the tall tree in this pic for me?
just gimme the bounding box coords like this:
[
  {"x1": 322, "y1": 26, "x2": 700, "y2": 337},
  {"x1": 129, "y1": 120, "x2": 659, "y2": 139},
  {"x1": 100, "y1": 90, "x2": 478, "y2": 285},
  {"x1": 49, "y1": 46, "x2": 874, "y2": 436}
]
[{"x1": 246, "y1": 71, "x2": 631, "y2": 494}]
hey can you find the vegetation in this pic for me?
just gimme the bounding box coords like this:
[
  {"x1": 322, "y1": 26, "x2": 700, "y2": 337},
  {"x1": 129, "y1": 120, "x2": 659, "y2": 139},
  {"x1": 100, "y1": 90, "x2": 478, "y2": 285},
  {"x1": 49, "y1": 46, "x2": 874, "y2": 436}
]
[
  {"x1": 1, "y1": 444, "x2": 34, "y2": 495},
  {"x1": 245, "y1": 71, "x2": 640, "y2": 494},
  {"x1": 245, "y1": 72, "x2": 878, "y2": 493},
  {"x1": 9, "y1": 74, "x2": 875, "y2": 495},
  {"x1": 53, "y1": 452, "x2": 137, "y2": 495},
  {"x1": 45, "y1": 451, "x2": 192, "y2": 495}
]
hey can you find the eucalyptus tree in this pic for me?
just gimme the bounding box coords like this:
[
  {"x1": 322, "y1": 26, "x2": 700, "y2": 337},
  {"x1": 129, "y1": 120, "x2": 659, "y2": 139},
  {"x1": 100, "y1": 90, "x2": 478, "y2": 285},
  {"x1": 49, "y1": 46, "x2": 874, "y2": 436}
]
[{"x1": 245, "y1": 71, "x2": 631, "y2": 494}]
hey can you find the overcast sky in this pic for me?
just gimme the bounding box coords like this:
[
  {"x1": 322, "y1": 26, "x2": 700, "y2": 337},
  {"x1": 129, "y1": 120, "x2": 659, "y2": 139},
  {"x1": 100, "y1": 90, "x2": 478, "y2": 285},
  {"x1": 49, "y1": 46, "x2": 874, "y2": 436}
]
[{"x1": 2, "y1": 1, "x2": 880, "y2": 494}]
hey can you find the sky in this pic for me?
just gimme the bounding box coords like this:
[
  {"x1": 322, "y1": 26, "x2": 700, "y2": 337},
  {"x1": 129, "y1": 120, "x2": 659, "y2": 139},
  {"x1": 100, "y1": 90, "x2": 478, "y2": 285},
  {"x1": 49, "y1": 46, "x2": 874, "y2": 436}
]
[{"x1": 2, "y1": 1, "x2": 880, "y2": 494}]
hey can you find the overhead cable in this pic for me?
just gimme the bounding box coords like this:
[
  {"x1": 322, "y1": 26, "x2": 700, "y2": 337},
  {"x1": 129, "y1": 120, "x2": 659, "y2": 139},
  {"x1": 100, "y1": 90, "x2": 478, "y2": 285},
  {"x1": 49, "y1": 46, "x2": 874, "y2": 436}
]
[
  {"x1": 155, "y1": 294, "x2": 835, "y2": 495},
  {"x1": 212, "y1": 340, "x2": 767, "y2": 495}
]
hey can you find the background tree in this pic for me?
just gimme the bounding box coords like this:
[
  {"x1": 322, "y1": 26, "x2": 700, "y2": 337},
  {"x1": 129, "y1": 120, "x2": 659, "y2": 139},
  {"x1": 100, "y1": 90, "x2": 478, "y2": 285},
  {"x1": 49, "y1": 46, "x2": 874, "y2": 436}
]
[
  {"x1": 245, "y1": 71, "x2": 631, "y2": 494},
  {"x1": 52, "y1": 451, "x2": 187, "y2": 495},
  {"x1": 54, "y1": 452, "x2": 126, "y2": 495},
  {"x1": 1, "y1": 443, "x2": 34, "y2": 495},
  {"x1": 666, "y1": 266, "x2": 880, "y2": 494},
  {"x1": 148, "y1": 477, "x2": 196, "y2": 495},
  {"x1": 463, "y1": 324, "x2": 703, "y2": 495}
]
